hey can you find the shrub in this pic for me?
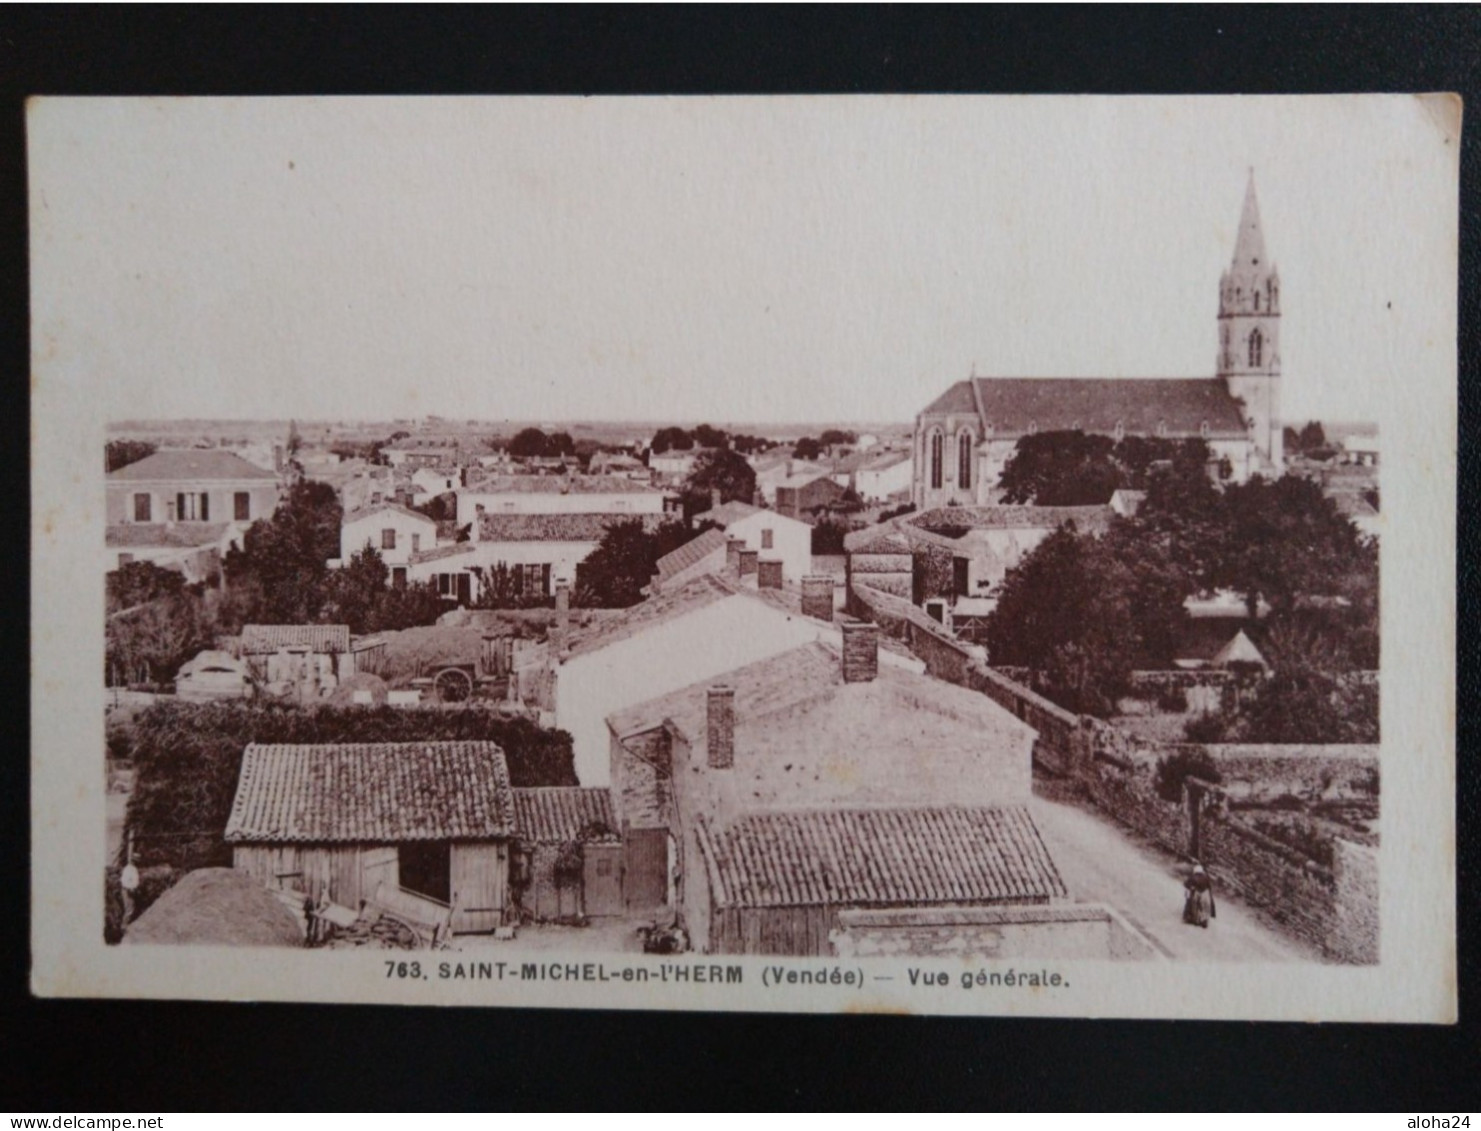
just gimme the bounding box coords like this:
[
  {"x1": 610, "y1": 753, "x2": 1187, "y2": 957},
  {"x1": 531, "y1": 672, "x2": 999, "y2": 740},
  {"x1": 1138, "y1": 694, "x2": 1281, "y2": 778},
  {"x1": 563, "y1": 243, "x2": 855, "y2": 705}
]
[
  {"x1": 1153, "y1": 747, "x2": 1222, "y2": 803},
  {"x1": 1183, "y1": 710, "x2": 1231, "y2": 743},
  {"x1": 1155, "y1": 684, "x2": 1189, "y2": 713}
]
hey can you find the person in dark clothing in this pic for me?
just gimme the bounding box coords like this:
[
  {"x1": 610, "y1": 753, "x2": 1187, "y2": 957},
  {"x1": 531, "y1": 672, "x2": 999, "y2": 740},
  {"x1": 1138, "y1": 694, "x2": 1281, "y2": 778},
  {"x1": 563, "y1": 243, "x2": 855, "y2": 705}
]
[{"x1": 1183, "y1": 863, "x2": 1217, "y2": 928}]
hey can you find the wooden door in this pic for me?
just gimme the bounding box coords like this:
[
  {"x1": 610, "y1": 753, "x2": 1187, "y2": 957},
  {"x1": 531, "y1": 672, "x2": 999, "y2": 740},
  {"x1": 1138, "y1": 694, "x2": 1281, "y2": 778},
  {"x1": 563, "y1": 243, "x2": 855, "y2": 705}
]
[
  {"x1": 450, "y1": 843, "x2": 505, "y2": 933},
  {"x1": 624, "y1": 828, "x2": 669, "y2": 912},
  {"x1": 582, "y1": 844, "x2": 624, "y2": 917}
]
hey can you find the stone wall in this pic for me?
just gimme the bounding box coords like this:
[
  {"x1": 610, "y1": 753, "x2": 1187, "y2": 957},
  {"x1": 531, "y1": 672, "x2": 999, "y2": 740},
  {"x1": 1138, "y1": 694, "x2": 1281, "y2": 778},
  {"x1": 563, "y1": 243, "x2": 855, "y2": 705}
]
[
  {"x1": 831, "y1": 904, "x2": 1159, "y2": 961},
  {"x1": 1330, "y1": 838, "x2": 1380, "y2": 964},
  {"x1": 851, "y1": 583, "x2": 982, "y2": 685}
]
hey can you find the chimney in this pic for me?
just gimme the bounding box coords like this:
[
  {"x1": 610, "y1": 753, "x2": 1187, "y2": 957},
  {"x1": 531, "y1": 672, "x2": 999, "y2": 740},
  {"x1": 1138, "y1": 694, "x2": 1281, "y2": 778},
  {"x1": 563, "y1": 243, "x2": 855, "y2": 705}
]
[
  {"x1": 738, "y1": 548, "x2": 759, "y2": 578},
  {"x1": 801, "y1": 575, "x2": 835, "y2": 621},
  {"x1": 725, "y1": 537, "x2": 745, "y2": 573},
  {"x1": 840, "y1": 619, "x2": 879, "y2": 683},
  {"x1": 706, "y1": 685, "x2": 735, "y2": 769},
  {"x1": 710, "y1": 487, "x2": 722, "y2": 513},
  {"x1": 757, "y1": 558, "x2": 783, "y2": 590},
  {"x1": 553, "y1": 580, "x2": 570, "y2": 656},
  {"x1": 472, "y1": 503, "x2": 485, "y2": 543}
]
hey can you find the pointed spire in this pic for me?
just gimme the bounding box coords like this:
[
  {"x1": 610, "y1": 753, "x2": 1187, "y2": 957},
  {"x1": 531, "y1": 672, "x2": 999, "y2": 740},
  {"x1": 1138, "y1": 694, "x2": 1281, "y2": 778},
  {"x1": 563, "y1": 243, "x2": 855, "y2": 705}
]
[{"x1": 1231, "y1": 169, "x2": 1268, "y2": 272}]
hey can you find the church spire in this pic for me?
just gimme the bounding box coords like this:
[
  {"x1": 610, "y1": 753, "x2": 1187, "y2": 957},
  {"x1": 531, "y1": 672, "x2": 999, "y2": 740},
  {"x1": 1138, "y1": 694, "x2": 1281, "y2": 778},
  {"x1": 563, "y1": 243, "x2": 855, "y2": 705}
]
[{"x1": 1231, "y1": 169, "x2": 1268, "y2": 272}]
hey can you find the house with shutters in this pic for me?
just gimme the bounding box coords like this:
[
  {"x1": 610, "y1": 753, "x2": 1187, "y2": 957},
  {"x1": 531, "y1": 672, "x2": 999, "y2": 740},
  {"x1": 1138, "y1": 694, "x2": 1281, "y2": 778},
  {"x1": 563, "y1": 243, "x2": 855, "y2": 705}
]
[
  {"x1": 337, "y1": 501, "x2": 440, "y2": 586},
  {"x1": 652, "y1": 500, "x2": 815, "y2": 591},
  {"x1": 604, "y1": 625, "x2": 1073, "y2": 954},
  {"x1": 107, "y1": 449, "x2": 281, "y2": 528},
  {"x1": 912, "y1": 175, "x2": 1283, "y2": 507}
]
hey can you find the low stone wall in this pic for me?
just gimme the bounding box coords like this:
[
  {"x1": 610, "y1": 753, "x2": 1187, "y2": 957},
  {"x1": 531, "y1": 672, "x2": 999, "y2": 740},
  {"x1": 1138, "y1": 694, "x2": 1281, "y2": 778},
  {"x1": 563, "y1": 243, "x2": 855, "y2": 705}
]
[
  {"x1": 1196, "y1": 743, "x2": 1379, "y2": 804},
  {"x1": 851, "y1": 583, "x2": 982, "y2": 685},
  {"x1": 1331, "y1": 838, "x2": 1380, "y2": 964},
  {"x1": 969, "y1": 665, "x2": 1085, "y2": 775},
  {"x1": 832, "y1": 903, "x2": 1159, "y2": 961}
]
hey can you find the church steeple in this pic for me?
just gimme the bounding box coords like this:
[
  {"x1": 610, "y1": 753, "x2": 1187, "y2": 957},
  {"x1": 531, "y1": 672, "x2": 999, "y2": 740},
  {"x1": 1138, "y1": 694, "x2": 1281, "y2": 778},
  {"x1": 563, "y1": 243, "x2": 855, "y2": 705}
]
[{"x1": 1218, "y1": 170, "x2": 1282, "y2": 471}]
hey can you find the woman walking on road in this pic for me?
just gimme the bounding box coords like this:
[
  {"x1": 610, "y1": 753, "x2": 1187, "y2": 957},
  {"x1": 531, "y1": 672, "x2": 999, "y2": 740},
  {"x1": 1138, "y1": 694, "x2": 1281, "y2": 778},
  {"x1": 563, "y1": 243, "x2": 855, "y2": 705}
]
[{"x1": 1183, "y1": 863, "x2": 1216, "y2": 928}]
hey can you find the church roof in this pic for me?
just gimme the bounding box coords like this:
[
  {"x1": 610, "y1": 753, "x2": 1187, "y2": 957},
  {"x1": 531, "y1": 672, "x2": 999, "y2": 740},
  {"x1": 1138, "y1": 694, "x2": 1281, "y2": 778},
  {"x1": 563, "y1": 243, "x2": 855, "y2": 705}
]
[
  {"x1": 1231, "y1": 172, "x2": 1269, "y2": 274},
  {"x1": 924, "y1": 377, "x2": 1247, "y2": 439}
]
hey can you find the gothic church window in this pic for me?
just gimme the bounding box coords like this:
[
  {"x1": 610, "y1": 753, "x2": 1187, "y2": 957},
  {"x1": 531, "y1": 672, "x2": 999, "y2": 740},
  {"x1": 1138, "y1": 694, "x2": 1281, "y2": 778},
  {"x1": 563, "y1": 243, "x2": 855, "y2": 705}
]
[
  {"x1": 957, "y1": 431, "x2": 973, "y2": 491},
  {"x1": 1248, "y1": 328, "x2": 1263, "y2": 367},
  {"x1": 929, "y1": 431, "x2": 944, "y2": 490}
]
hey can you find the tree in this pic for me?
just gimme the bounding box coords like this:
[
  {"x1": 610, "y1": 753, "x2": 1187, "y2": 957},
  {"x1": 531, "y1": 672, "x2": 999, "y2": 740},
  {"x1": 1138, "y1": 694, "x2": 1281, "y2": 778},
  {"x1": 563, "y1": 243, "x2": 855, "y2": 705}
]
[
  {"x1": 105, "y1": 439, "x2": 157, "y2": 473},
  {"x1": 1298, "y1": 420, "x2": 1327, "y2": 453},
  {"x1": 318, "y1": 543, "x2": 390, "y2": 631},
  {"x1": 792, "y1": 436, "x2": 823, "y2": 461},
  {"x1": 690, "y1": 423, "x2": 729, "y2": 449},
  {"x1": 412, "y1": 492, "x2": 458, "y2": 524},
  {"x1": 573, "y1": 518, "x2": 702, "y2": 608},
  {"x1": 650, "y1": 426, "x2": 694, "y2": 454},
  {"x1": 684, "y1": 449, "x2": 757, "y2": 512},
  {"x1": 545, "y1": 431, "x2": 576, "y2": 457},
  {"x1": 997, "y1": 431, "x2": 1122, "y2": 505},
  {"x1": 106, "y1": 594, "x2": 216, "y2": 685},
  {"x1": 819, "y1": 429, "x2": 857, "y2": 448},
  {"x1": 222, "y1": 479, "x2": 342, "y2": 624},
  {"x1": 508, "y1": 428, "x2": 552, "y2": 458},
  {"x1": 107, "y1": 560, "x2": 187, "y2": 614}
]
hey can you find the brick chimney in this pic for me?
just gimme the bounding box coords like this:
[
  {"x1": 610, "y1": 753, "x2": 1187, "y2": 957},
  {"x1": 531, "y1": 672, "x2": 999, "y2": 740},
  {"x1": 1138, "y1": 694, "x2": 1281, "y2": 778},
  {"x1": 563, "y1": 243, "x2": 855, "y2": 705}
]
[
  {"x1": 757, "y1": 558, "x2": 783, "y2": 590},
  {"x1": 738, "y1": 548, "x2": 759, "y2": 578},
  {"x1": 472, "y1": 503, "x2": 485, "y2": 543},
  {"x1": 801, "y1": 575, "x2": 834, "y2": 621},
  {"x1": 840, "y1": 619, "x2": 879, "y2": 683},
  {"x1": 725, "y1": 537, "x2": 745, "y2": 573},
  {"x1": 707, "y1": 685, "x2": 735, "y2": 769},
  {"x1": 553, "y1": 580, "x2": 570, "y2": 657},
  {"x1": 710, "y1": 487, "x2": 722, "y2": 512}
]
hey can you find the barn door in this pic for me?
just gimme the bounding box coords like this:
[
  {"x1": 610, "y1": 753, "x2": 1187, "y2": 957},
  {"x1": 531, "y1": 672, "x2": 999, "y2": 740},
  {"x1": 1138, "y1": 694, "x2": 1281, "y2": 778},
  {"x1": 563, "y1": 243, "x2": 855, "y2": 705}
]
[
  {"x1": 624, "y1": 828, "x2": 669, "y2": 912},
  {"x1": 450, "y1": 844, "x2": 503, "y2": 934},
  {"x1": 360, "y1": 846, "x2": 398, "y2": 907},
  {"x1": 582, "y1": 844, "x2": 624, "y2": 917}
]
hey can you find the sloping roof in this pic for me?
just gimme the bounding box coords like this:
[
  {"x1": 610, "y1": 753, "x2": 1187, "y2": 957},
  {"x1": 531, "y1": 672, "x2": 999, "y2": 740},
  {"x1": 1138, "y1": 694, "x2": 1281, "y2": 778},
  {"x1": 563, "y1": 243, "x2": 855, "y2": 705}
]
[
  {"x1": 240, "y1": 624, "x2": 352, "y2": 654},
  {"x1": 655, "y1": 528, "x2": 730, "y2": 582},
  {"x1": 776, "y1": 470, "x2": 839, "y2": 491},
  {"x1": 511, "y1": 787, "x2": 618, "y2": 844},
  {"x1": 106, "y1": 522, "x2": 230, "y2": 549},
  {"x1": 696, "y1": 806, "x2": 1067, "y2": 909},
  {"x1": 478, "y1": 512, "x2": 665, "y2": 543},
  {"x1": 408, "y1": 542, "x2": 475, "y2": 565},
  {"x1": 123, "y1": 868, "x2": 304, "y2": 947},
  {"x1": 562, "y1": 573, "x2": 736, "y2": 658},
  {"x1": 703, "y1": 500, "x2": 763, "y2": 526},
  {"x1": 343, "y1": 501, "x2": 437, "y2": 527},
  {"x1": 108, "y1": 450, "x2": 279, "y2": 482},
  {"x1": 912, "y1": 504, "x2": 1116, "y2": 536},
  {"x1": 1211, "y1": 629, "x2": 1269, "y2": 669},
  {"x1": 861, "y1": 450, "x2": 912, "y2": 472},
  {"x1": 923, "y1": 377, "x2": 1247, "y2": 437},
  {"x1": 226, "y1": 742, "x2": 515, "y2": 843},
  {"x1": 463, "y1": 475, "x2": 663, "y2": 495},
  {"x1": 843, "y1": 519, "x2": 915, "y2": 555}
]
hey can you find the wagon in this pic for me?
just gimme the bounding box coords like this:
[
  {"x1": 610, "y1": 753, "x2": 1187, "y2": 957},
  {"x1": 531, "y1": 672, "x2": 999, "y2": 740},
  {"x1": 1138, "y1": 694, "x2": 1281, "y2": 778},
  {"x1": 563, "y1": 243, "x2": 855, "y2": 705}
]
[{"x1": 411, "y1": 632, "x2": 517, "y2": 704}]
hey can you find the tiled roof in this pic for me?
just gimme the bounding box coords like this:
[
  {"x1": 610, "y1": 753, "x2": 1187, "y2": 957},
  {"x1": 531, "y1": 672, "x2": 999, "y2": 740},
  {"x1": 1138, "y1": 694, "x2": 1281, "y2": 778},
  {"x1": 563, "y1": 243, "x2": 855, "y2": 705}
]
[
  {"x1": 563, "y1": 574, "x2": 735, "y2": 658},
  {"x1": 225, "y1": 742, "x2": 515, "y2": 843},
  {"x1": 463, "y1": 475, "x2": 663, "y2": 495},
  {"x1": 702, "y1": 500, "x2": 762, "y2": 526},
  {"x1": 696, "y1": 806, "x2": 1067, "y2": 909},
  {"x1": 107, "y1": 450, "x2": 280, "y2": 482},
  {"x1": 511, "y1": 787, "x2": 618, "y2": 844},
  {"x1": 342, "y1": 501, "x2": 437, "y2": 527},
  {"x1": 409, "y1": 542, "x2": 475, "y2": 565},
  {"x1": 240, "y1": 624, "x2": 352, "y2": 654},
  {"x1": 912, "y1": 505, "x2": 1115, "y2": 535},
  {"x1": 655, "y1": 528, "x2": 729, "y2": 581},
  {"x1": 478, "y1": 512, "x2": 665, "y2": 543},
  {"x1": 922, "y1": 377, "x2": 1247, "y2": 437},
  {"x1": 106, "y1": 522, "x2": 230, "y2": 549}
]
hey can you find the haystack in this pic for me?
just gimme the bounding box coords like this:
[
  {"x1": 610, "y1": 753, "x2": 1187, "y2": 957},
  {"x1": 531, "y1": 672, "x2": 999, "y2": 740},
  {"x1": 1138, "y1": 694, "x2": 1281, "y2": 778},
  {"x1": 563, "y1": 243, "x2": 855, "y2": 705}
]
[
  {"x1": 123, "y1": 868, "x2": 304, "y2": 948},
  {"x1": 1210, "y1": 629, "x2": 1269, "y2": 670},
  {"x1": 326, "y1": 671, "x2": 390, "y2": 708}
]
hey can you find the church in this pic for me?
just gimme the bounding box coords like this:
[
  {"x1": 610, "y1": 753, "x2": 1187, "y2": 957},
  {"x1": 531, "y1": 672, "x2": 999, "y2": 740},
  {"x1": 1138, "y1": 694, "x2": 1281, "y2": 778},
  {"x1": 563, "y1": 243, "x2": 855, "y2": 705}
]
[{"x1": 912, "y1": 175, "x2": 1284, "y2": 508}]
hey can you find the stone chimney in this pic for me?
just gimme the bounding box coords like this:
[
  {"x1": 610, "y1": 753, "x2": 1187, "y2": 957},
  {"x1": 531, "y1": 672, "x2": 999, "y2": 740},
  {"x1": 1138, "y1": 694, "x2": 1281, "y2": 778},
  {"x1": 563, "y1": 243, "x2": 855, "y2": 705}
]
[
  {"x1": 840, "y1": 619, "x2": 879, "y2": 683},
  {"x1": 757, "y1": 558, "x2": 783, "y2": 590},
  {"x1": 553, "y1": 580, "x2": 571, "y2": 657},
  {"x1": 706, "y1": 685, "x2": 735, "y2": 769},
  {"x1": 725, "y1": 538, "x2": 745, "y2": 573},
  {"x1": 801, "y1": 575, "x2": 834, "y2": 620},
  {"x1": 738, "y1": 548, "x2": 759, "y2": 578}
]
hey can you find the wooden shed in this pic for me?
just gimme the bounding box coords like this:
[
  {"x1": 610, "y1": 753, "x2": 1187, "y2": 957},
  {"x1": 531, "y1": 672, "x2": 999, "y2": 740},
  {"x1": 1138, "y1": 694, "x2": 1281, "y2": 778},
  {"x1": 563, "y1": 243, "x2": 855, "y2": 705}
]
[
  {"x1": 510, "y1": 787, "x2": 622, "y2": 921},
  {"x1": 693, "y1": 805, "x2": 1068, "y2": 956},
  {"x1": 226, "y1": 741, "x2": 517, "y2": 934}
]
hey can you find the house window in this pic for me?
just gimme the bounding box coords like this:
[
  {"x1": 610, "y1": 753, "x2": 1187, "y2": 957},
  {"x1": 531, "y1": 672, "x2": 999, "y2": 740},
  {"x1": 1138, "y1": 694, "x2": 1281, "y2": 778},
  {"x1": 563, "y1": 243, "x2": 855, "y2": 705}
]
[
  {"x1": 175, "y1": 492, "x2": 209, "y2": 521},
  {"x1": 761, "y1": 529, "x2": 774, "y2": 550},
  {"x1": 133, "y1": 493, "x2": 152, "y2": 523},
  {"x1": 1254, "y1": 292, "x2": 1260, "y2": 311},
  {"x1": 391, "y1": 566, "x2": 407, "y2": 588},
  {"x1": 411, "y1": 533, "x2": 421, "y2": 553},
  {"x1": 929, "y1": 431, "x2": 944, "y2": 490},
  {"x1": 520, "y1": 563, "x2": 552, "y2": 596},
  {"x1": 1248, "y1": 327, "x2": 1263, "y2": 368},
  {"x1": 382, "y1": 528, "x2": 397, "y2": 551},
  {"x1": 234, "y1": 492, "x2": 250, "y2": 522},
  {"x1": 957, "y1": 431, "x2": 974, "y2": 491}
]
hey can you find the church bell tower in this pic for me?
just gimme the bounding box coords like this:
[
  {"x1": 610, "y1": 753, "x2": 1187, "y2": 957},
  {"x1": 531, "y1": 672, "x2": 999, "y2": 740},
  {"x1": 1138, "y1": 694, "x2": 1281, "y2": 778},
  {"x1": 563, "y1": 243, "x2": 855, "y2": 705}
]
[{"x1": 1218, "y1": 172, "x2": 1283, "y2": 471}]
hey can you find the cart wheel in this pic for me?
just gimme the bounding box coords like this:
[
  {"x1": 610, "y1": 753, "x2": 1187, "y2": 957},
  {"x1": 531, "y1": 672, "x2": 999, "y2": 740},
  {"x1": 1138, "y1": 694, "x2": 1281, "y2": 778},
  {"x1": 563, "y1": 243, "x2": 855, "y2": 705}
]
[{"x1": 434, "y1": 668, "x2": 473, "y2": 703}]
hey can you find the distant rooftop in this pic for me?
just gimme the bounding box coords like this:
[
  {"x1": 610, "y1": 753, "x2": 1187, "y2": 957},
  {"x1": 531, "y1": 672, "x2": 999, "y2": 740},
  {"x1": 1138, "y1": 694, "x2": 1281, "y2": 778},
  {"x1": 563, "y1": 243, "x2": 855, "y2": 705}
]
[{"x1": 108, "y1": 450, "x2": 279, "y2": 482}]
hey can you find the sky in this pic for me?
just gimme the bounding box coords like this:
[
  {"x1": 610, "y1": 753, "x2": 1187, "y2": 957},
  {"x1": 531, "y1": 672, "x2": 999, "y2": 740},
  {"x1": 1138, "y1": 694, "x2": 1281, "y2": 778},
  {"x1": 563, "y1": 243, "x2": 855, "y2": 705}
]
[{"x1": 29, "y1": 96, "x2": 1458, "y2": 427}]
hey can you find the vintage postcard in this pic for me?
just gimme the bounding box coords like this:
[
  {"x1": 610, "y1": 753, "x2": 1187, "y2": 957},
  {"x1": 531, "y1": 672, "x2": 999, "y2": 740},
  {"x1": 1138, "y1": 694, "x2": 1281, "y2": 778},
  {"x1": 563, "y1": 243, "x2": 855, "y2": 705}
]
[{"x1": 29, "y1": 95, "x2": 1457, "y2": 1020}]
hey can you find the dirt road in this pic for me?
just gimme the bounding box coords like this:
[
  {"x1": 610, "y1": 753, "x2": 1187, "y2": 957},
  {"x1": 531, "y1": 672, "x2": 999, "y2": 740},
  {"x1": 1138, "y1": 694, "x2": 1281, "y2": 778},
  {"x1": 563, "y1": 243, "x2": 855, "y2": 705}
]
[{"x1": 1030, "y1": 791, "x2": 1325, "y2": 962}]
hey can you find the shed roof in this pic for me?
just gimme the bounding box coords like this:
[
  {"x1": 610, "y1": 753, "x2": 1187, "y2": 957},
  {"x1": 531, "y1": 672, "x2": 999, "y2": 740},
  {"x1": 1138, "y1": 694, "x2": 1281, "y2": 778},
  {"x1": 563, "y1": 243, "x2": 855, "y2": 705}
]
[
  {"x1": 226, "y1": 742, "x2": 515, "y2": 843},
  {"x1": 106, "y1": 522, "x2": 231, "y2": 549},
  {"x1": 108, "y1": 450, "x2": 280, "y2": 482},
  {"x1": 511, "y1": 787, "x2": 618, "y2": 844},
  {"x1": 696, "y1": 805, "x2": 1066, "y2": 909},
  {"x1": 240, "y1": 624, "x2": 352, "y2": 654},
  {"x1": 922, "y1": 377, "x2": 1247, "y2": 437}
]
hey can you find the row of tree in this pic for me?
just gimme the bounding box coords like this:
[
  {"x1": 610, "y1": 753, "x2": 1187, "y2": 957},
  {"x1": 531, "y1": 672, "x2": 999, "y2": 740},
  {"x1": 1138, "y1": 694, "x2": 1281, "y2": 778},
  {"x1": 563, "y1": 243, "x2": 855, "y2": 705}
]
[{"x1": 650, "y1": 423, "x2": 775, "y2": 455}]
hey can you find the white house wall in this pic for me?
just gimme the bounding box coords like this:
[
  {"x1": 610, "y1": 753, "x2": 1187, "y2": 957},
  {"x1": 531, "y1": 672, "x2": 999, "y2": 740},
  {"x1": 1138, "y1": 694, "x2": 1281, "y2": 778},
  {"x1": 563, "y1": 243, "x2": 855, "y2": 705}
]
[
  {"x1": 456, "y1": 490, "x2": 665, "y2": 525},
  {"x1": 725, "y1": 511, "x2": 813, "y2": 584},
  {"x1": 340, "y1": 511, "x2": 437, "y2": 567}
]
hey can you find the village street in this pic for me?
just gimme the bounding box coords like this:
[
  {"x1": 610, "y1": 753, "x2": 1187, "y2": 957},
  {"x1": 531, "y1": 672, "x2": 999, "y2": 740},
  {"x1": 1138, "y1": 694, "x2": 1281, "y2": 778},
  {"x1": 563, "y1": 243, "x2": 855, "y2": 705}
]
[{"x1": 1029, "y1": 789, "x2": 1324, "y2": 963}]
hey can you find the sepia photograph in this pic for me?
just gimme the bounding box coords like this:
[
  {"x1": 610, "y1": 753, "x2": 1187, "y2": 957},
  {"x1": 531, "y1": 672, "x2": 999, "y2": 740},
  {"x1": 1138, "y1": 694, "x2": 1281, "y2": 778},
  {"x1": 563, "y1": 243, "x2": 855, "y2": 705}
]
[{"x1": 29, "y1": 94, "x2": 1456, "y2": 1020}]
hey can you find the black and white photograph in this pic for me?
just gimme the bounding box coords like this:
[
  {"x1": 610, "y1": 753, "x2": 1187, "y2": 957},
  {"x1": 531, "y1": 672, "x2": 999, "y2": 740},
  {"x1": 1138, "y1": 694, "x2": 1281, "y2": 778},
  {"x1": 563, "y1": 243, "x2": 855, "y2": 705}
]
[{"x1": 29, "y1": 95, "x2": 1456, "y2": 1021}]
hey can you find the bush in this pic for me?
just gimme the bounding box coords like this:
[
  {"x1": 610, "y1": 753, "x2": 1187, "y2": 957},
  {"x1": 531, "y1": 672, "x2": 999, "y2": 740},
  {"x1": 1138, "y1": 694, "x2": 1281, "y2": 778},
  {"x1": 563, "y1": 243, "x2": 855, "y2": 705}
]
[
  {"x1": 1154, "y1": 748, "x2": 1222, "y2": 803},
  {"x1": 1182, "y1": 711, "x2": 1230, "y2": 743},
  {"x1": 1155, "y1": 684, "x2": 1190, "y2": 713}
]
